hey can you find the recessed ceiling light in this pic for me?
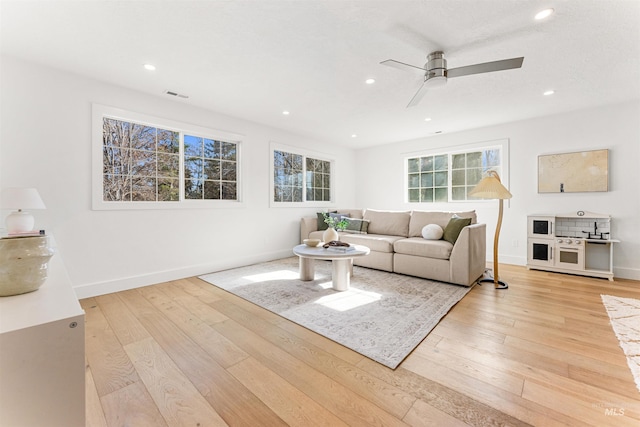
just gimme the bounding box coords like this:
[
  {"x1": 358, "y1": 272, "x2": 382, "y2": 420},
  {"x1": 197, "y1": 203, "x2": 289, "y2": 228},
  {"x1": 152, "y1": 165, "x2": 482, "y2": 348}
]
[
  {"x1": 424, "y1": 117, "x2": 432, "y2": 122},
  {"x1": 351, "y1": 134, "x2": 357, "y2": 138},
  {"x1": 282, "y1": 110, "x2": 290, "y2": 115},
  {"x1": 144, "y1": 64, "x2": 156, "y2": 71},
  {"x1": 543, "y1": 90, "x2": 555, "y2": 96},
  {"x1": 365, "y1": 78, "x2": 375, "y2": 84},
  {"x1": 535, "y1": 8, "x2": 554, "y2": 20}
]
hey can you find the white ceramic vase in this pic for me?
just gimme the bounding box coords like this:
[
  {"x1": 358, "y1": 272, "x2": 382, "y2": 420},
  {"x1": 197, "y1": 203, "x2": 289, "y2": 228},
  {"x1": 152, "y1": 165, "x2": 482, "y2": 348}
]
[{"x1": 322, "y1": 227, "x2": 339, "y2": 243}]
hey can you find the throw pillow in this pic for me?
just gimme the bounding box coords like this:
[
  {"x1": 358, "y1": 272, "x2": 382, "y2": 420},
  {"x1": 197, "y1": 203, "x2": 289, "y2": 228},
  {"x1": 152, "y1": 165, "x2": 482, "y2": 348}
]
[
  {"x1": 329, "y1": 212, "x2": 350, "y2": 222},
  {"x1": 343, "y1": 218, "x2": 370, "y2": 234},
  {"x1": 443, "y1": 215, "x2": 472, "y2": 245},
  {"x1": 422, "y1": 224, "x2": 443, "y2": 240},
  {"x1": 316, "y1": 211, "x2": 337, "y2": 231}
]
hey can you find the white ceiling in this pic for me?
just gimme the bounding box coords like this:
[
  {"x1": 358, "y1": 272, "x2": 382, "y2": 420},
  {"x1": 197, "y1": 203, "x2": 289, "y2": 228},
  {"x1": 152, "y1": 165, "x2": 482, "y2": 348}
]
[{"x1": 1, "y1": 1, "x2": 639, "y2": 149}]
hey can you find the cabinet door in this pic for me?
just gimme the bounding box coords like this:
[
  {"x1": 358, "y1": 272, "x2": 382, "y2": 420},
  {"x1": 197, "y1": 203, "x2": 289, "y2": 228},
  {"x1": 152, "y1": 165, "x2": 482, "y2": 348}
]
[
  {"x1": 527, "y1": 238, "x2": 554, "y2": 267},
  {"x1": 0, "y1": 314, "x2": 85, "y2": 427}
]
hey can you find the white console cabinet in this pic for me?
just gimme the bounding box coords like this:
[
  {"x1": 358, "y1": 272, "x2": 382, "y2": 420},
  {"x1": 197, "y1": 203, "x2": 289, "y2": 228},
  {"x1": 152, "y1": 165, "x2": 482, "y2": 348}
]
[
  {"x1": 526, "y1": 212, "x2": 619, "y2": 281},
  {"x1": 0, "y1": 245, "x2": 85, "y2": 426}
]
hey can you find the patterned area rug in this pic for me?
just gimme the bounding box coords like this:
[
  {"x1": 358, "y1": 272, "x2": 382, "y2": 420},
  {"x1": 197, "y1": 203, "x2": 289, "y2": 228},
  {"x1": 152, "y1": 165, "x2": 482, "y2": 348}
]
[
  {"x1": 601, "y1": 294, "x2": 640, "y2": 392},
  {"x1": 200, "y1": 257, "x2": 472, "y2": 369}
]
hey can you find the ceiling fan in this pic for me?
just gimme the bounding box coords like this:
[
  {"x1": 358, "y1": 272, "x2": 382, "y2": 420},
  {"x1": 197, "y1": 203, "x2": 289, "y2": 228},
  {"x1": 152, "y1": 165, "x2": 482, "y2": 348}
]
[{"x1": 381, "y1": 51, "x2": 524, "y2": 107}]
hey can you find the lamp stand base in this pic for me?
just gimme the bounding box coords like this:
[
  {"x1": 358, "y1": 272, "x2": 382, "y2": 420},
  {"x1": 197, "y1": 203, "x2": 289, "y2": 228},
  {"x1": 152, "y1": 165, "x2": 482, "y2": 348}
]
[{"x1": 477, "y1": 277, "x2": 509, "y2": 289}]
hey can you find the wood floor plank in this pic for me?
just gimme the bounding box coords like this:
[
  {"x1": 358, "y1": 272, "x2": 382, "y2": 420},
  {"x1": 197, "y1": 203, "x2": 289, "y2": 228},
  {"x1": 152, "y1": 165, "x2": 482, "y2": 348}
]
[
  {"x1": 83, "y1": 298, "x2": 140, "y2": 397},
  {"x1": 402, "y1": 398, "x2": 471, "y2": 427},
  {"x1": 85, "y1": 366, "x2": 108, "y2": 427},
  {"x1": 124, "y1": 337, "x2": 228, "y2": 427},
  {"x1": 209, "y1": 296, "x2": 417, "y2": 420},
  {"x1": 156, "y1": 280, "x2": 229, "y2": 325},
  {"x1": 138, "y1": 284, "x2": 248, "y2": 368},
  {"x1": 95, "y1": 293, "x2": 150, "y2": 346},
  {"x1": 212, "y1": 311, "x2": 410, "y2": 427},
  {"x1": 100, "y1": 381, "x2": 168, "y2": 427},
  {"x1": 228, "y1": 357, "x2": 350, "y2": 427},
  {"x1": 118, "y1": 288, "x2": 288, "y2": 427}
]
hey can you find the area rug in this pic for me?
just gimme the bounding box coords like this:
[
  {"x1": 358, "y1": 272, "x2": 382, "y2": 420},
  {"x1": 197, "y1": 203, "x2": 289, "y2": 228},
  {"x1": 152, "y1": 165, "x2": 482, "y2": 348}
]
[
  {"x1": 601, "y1": 294, "x2": 640, "y2": 392},
  {"x1": 199, "y1": 257, "x2": 472, "y2": 369}
]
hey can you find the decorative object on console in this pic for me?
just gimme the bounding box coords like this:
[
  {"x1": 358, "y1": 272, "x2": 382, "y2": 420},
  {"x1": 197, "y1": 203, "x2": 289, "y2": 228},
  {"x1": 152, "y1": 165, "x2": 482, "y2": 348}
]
[
  {"x1": 1, "y1": 187, "x2": 47, "y2": 234},
  {"x1": 469, "y1": 171, "x2": 512, "y2": 289},
  {"x1": 0, "y1": 235, "x2": 54, "y2": 296},
  {"x1": 421, "y1": 224, "x2": 443, "y2": 240}
]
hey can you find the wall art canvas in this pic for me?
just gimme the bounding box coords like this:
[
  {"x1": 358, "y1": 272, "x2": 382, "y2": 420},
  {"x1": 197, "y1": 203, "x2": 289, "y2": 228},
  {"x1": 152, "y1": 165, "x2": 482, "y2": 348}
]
[{"x1": 538, "y1": 149, "x2": 608, "y2": 193}]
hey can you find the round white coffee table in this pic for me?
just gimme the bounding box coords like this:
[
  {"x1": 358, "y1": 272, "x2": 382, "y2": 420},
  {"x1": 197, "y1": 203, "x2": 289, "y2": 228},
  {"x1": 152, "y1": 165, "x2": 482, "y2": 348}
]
[{"x1": 292, "y1": 243, "x2": 370, "y2": 291}]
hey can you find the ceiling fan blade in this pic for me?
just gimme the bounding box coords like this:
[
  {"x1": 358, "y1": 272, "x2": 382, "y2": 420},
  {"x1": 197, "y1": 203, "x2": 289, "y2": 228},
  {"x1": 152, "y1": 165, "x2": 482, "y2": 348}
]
[
  {"x1": 380, "y1": 59, "x2": 425, "y2": 72},
  {"x1": 446, "y1": 57, "x2": 524, "y2": 78},
  {"x1": 407, "y1": 82, "x2": 429, "y2": 107}
]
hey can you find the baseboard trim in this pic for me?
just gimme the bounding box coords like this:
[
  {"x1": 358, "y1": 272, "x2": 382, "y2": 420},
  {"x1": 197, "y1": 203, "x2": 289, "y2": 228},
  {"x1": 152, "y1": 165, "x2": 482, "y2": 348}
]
[
  {"x1": 613, "y1": 267, "x2": 640, "y2": 281},
  {"x1": 73, "y1": 248, "x2": 294, "y2": 299}
]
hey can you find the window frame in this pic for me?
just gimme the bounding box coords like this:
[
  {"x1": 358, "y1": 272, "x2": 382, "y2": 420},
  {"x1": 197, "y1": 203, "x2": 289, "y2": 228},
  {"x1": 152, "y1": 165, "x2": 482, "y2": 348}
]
[
  {"x1": 269, "y1": 142, "x2": 336, "y2": 208},
  {"x1": 92, "y1": 104, "x2": 244, "y2": 210},
  {"x1": 404, "y1": 139, "x2": 510, "y2": 205}
]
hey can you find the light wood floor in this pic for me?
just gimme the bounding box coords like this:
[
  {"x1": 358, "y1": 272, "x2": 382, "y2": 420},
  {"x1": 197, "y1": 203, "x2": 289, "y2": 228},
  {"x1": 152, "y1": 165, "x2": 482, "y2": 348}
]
[{"x1": 82, "y1": 264, "x2": 640, "y2": 426}]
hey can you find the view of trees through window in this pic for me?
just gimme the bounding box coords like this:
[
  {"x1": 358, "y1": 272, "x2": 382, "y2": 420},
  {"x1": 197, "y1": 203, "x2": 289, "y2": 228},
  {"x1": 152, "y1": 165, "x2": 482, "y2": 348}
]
[
  {"x1": 102, "y1": 117, "x2": 238, "y2": 202},
  {"x1": 273, "y1": 149, "x2": 331, "y2": 203},
  {"x1": 408, "y1": 147, "x2": 501, "y2": 203}
]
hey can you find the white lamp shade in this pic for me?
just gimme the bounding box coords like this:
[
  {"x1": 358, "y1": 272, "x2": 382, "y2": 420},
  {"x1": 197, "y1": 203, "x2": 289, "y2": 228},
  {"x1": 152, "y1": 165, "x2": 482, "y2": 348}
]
[
  {"x1": 2, "y1": 188, "x2": 46, "y2": 234},
  {"x1": 1, "y1": 188, "x2": 46, "y2": 210}
]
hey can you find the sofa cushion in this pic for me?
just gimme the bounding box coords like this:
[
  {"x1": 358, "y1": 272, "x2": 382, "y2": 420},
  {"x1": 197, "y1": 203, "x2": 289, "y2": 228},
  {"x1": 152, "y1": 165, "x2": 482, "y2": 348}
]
[
  {"x1": 343, "y1": 218, "x2": 369, "y2": 234},
  {"x1": 394, "y1": 238, "x2": 453, "y2": 260},
  {"x1": 409, "y1": 210, "x2": 477, "y2": 237},
  {"x1": 339, "y1": 233, "x2": 403, "y2": 253},
  {"x1": 363, "y1": 209, "x2": 411, "y2": 237},
  {"x1": 337, "y1": 209, "x2": 364, "y2": 219},
  {"x1": 443, "y1": 215, "x2": 472, "y2": 245},
  {"x1": 422, "y1": 224, "x2": 443, "y2": 240}
]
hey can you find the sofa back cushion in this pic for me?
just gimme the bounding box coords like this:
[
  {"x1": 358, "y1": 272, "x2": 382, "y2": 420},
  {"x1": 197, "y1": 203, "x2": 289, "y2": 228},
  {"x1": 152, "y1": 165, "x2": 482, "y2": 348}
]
[
  {"x1": 337, "y1": 209, "x2": 364, "y2": 219},
  {"x1": 363, "y1": 209, "x2": 411, "y2": 237},
  {"x1": 409, "y1": 210, "x2": 477, "y2": 237}
]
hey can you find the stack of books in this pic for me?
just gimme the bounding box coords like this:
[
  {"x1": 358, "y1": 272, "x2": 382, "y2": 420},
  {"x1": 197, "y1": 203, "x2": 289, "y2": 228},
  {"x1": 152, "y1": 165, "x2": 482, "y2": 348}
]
[
  {"x1": 326, "y1": 245, "x2": 355, "y2": 253},
  {"x1": 3, "y1": 230, "x2": 46, "y2": 239}
]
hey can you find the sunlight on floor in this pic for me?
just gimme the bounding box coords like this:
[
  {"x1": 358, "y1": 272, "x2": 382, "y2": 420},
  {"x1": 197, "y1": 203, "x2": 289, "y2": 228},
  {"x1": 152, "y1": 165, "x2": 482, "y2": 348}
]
[
  {"x1": 242, "y1": 270, "x2": 299, "y2": 282},
  {"x1": 314, "y1": 288, "x2": 382, "y2": 312}
]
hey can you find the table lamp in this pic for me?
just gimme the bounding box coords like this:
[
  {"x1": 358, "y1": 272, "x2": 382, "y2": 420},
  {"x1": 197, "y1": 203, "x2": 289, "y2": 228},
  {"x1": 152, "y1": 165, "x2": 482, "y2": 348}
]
[
  {"x1": 468, "y1": 171, "x2": 512, "y2": 289},
  {"x1": 1, "y1": 188, "x2": 46, "y2": 234}
]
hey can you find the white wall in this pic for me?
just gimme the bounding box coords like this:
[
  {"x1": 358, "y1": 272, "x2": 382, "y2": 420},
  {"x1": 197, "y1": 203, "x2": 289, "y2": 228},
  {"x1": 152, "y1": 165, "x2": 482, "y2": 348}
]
[
  {"x1": 0, "y1": 56, "x2": 358, "y2": 297},
  {"x1": 354, "y1": 100, "x2": 640, "y2": 280}
]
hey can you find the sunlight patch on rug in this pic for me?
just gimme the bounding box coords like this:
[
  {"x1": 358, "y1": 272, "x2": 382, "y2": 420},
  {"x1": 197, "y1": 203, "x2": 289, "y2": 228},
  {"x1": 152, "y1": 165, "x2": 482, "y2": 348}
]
[
  {"x1": 601, "y1": 294, "x2": 640, "y2": 392},
  {"x1": 200, "y1": 257, "x2": 472, "y2": 369},
  {"x1": 314, "y1": 287, "x2": 382, "y2": 312}
]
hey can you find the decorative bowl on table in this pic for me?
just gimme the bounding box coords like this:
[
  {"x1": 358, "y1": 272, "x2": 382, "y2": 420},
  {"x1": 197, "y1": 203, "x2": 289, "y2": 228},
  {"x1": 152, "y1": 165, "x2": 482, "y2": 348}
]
[{"x1": 303, "y1": 239, "x2": 321, "y2": 247}]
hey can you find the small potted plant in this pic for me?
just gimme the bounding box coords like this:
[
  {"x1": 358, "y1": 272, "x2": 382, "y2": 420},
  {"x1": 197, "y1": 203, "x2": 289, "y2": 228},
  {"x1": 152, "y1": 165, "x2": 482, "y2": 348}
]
[{"x1": 322, "y1": 213, "x2": 349, "y2": 242}]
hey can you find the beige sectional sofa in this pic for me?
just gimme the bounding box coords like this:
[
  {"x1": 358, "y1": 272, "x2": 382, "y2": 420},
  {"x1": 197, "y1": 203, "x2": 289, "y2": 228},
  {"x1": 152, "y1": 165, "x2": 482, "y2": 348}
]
[{"x1": 300, "y1": 209, "x2": 486, "y2": 286}]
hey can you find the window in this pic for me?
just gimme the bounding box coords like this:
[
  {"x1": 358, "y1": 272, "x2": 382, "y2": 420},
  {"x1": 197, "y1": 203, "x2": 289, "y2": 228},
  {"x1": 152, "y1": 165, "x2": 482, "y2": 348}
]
[
  {"x1": 93, "y1": 104, "x2": 242, "y2": 210},
  {"x1": 183, "y1": 135, "x2": 237, "y2": 200},
  {"x1": 407, "y1": 141, "x2": 507, "y2": 203},
  {"x1": 271, "y1": 144, "x2": 334, "y2": 206}
]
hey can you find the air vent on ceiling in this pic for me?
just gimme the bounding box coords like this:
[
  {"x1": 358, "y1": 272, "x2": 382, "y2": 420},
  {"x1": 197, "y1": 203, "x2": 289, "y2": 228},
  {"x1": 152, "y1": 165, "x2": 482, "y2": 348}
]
[{"x1": 164, "y1": 90, "x2": 189, "y2": 99}]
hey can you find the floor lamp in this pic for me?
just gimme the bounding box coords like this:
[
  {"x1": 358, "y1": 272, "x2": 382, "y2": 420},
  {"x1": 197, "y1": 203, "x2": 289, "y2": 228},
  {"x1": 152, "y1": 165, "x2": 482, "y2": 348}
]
[{"x1": 468, "y1": 171, "x2": 512, "y2": 289}]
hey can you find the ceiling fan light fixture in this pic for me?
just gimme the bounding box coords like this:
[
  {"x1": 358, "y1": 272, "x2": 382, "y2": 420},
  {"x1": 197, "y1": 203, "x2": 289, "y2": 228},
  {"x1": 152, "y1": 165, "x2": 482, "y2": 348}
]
[
  {"x1": 535, "y1": 8, "x2": 554, "y2": 20},
  {"x1": 424, "y1": 75, "x2": 447, "y2": 88}
]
